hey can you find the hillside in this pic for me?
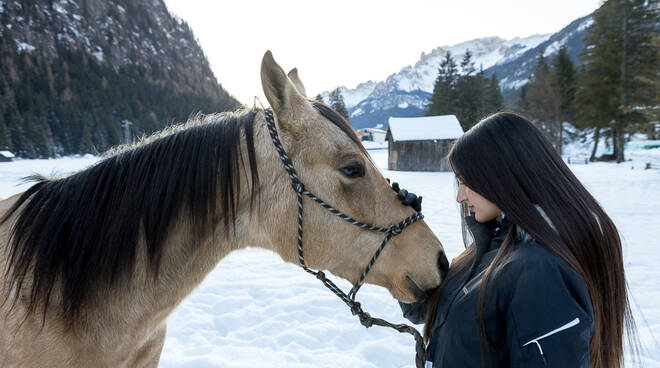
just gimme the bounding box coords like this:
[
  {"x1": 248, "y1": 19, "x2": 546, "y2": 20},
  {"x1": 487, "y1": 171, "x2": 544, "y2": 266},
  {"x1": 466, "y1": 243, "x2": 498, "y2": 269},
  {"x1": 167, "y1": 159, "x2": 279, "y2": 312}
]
[{"x1": 0, "y1": 0, "x2": 239, "y2": 157}]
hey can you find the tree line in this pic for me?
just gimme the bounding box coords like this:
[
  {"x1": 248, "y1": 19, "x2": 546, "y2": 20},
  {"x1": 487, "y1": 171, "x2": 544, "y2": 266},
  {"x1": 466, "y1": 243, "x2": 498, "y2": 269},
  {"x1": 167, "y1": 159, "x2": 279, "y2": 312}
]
[
  {"x1": 426, "y1": 50, "x2": 503, "y2": 131},
  {"x1": 519, "y1": 0, "x2": 658, "y2": 161},
  {"x1": 426, "y1": 0, "x2": 658, "y2": 162}
]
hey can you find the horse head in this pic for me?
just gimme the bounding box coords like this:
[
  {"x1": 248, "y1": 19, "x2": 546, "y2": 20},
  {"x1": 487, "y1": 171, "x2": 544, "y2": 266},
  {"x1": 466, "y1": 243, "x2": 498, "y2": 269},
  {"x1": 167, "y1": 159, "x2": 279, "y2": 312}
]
[{"x1": 259, "y1": 51, "x2": 448, "y2": 302}]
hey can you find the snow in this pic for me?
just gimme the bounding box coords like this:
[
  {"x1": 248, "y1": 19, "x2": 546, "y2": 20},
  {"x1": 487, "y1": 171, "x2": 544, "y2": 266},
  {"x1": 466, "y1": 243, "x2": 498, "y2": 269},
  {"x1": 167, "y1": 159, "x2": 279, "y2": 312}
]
[
  {"x1": 388, "y1": 115, "x2": 464, "y2": 141},
  {"x1": 16, "y1": 41, "x2": 35, "y2": 53},
  {"x1": 53, "y1": 2, "x2": 67, "y2": 15},
  {"x1": 0, "y1": 148, "x2": 659, "y2": 367},
  {"x1": 350, "y1": 107, "x2": 364, "y2": 118},
  {"x1": 0, "y1": 151, "x2": 15, "y2": 158},
  {"x1": 93, "y1": 47, "x2": 104, "y2": 63},
  {"x1": 577, "y1": 18, "x2": 594, "y2": 32},
  {"x1": 340, "y1": 82, "x2": 378, "y2": 109},
  {"x1": 500, "y1": 76, "x2": 528, "y2": 90},
  {"x1": 543, "y1": 38, "x2": 567, "y2": 57}
]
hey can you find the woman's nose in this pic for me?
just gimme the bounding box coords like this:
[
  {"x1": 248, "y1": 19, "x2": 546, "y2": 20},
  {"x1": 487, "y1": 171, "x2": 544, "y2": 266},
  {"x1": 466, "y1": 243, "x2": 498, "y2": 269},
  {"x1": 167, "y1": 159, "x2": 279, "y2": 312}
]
[{"x1": 456, "y1": 186, "x2": 466, "y2": 203}]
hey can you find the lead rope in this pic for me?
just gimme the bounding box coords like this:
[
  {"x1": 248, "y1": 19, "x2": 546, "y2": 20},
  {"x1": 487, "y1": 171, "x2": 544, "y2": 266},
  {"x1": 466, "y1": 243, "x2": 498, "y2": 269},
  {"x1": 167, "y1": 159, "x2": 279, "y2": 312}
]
[{"x1": 263, "y1": 109, "x2": 427, "y2": 368}]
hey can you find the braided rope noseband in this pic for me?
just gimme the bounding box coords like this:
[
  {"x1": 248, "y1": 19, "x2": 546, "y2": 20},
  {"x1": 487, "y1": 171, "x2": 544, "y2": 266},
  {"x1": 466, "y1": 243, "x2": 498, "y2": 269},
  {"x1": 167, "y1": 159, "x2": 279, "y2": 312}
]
[{"x1": 264, "y1": 109, "x2": 427, "y2": 368}]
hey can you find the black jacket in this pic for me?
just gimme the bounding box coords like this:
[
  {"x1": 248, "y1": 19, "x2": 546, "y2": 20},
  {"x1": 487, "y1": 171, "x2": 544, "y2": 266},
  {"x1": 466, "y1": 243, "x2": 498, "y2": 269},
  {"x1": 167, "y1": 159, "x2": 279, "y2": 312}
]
[{"x1": 401, "y1": 218, "x2": 594, "y2": 367}]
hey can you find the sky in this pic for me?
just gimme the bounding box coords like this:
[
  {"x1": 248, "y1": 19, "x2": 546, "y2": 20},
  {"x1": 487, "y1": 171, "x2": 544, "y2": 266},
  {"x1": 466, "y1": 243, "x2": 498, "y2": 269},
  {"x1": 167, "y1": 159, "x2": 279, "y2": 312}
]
[{"x1": 163, "y1": 0, "x2": 603, "y2": 105}]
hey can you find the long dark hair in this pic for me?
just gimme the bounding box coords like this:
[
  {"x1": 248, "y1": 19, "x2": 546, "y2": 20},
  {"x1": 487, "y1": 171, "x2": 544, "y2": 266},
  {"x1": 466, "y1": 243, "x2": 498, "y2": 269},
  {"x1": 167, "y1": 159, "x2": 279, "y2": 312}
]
[{"x1": 424, "y1": 112, "x2": 635, "y2": 368}]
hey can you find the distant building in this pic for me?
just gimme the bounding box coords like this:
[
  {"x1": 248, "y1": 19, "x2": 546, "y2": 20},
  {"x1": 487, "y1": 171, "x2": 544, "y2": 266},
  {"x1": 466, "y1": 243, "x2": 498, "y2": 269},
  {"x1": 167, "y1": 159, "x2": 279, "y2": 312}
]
[
  {"x1": 356, "y1": 128, "x2": 386, "y2": 142},
  {"x1": 0, "y1": 151, "x2": 15, "y2": 162},
  {"x1": 386, "y1": 115, "x2": 463, "y2": 171}
]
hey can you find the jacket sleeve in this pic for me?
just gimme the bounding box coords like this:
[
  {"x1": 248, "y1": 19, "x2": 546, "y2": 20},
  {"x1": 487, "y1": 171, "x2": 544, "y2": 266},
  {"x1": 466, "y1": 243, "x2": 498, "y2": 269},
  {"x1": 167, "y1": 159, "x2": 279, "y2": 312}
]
[
  {"x1": 399, "y1": 299, "x2": 428, "y2": 325},
  {"x1": 500, "y1": 249, "x2": 594, "y2": 368}
]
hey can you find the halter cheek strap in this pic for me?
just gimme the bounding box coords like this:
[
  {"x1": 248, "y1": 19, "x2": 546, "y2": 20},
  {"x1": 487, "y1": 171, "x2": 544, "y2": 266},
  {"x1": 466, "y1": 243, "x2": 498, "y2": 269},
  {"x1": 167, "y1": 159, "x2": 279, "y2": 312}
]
[{"x1": 264, "y1": 108, "x2": 427, "y2": 368}]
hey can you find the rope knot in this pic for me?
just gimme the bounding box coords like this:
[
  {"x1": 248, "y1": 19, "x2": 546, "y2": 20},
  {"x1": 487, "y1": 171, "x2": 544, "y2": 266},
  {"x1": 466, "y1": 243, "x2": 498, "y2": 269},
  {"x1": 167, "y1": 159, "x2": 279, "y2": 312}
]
[
  {"x1": 292, "y1": 181, "x2": 304, "y2": 193},
  {"x1": 388, "y1": 225, "x2": 402, "y2": 235},
  {"x1": 358, "y1": 311, "x2": 373, "y2": 328},
  {"x1": 315, "y1": 271, "x2": 326, "y2": 280},
  {"x1": 349, "y1": 301, "x2": 363, "y2": 316}
]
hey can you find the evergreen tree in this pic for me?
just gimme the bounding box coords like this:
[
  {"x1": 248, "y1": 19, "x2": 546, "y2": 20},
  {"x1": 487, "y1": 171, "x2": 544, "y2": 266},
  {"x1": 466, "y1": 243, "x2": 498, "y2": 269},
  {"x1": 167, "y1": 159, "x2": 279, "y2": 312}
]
[
  {"x1": 427, "y1": 50, "x2": 503, "y2": 130},
  {"x1": 552, "y1": 46, "x2": 577, "y2": 153},
  {"x1": 520, "y1": 50, "x2": 578, "y2": 154},
  {"x1": 485, "y1": 72, "x2": 503, "y2": 114},
  {"x1": 328, "y1": 87, "x2": 350, "y2": 121},
  {"x1": 427, "y1": 51, "x2": 458, "y2": 116},
  {"x1": 454, "y1": 51, "x2": 487, "y2": 130},
  {"x1": 315, "y1": 93, "x2": 324, "y2": 103},
  {"x1": 0, "y1": 105, "x2": 11, "y2": 150},
  {"x1": 575, "y1": 0, "x2": 659, "y2": 162}
]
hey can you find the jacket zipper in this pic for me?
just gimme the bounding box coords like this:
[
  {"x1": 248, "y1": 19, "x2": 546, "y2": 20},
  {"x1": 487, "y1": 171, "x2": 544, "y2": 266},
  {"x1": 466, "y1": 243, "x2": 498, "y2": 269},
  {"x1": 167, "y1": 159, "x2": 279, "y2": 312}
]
[{"x1": 522, "y1": 317, "x2": 580, "y2": 366}]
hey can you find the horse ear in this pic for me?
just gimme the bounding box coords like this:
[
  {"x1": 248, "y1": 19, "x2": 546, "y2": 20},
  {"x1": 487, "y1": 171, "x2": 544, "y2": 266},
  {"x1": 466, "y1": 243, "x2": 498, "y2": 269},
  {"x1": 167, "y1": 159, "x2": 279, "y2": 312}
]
[
  {"x1": 287, "y1": 68, "x2": 307, "y2": 97},
  {"x1": 260, "y1": 51, "x2": 306, "y2": 115}
]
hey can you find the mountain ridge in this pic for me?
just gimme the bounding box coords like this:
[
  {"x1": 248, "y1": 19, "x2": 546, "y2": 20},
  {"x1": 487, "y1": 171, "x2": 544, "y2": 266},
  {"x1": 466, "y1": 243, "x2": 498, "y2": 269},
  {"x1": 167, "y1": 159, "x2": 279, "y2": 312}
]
[{"x1": 323, "y1": 15, "x2": 592, "y2": 130}]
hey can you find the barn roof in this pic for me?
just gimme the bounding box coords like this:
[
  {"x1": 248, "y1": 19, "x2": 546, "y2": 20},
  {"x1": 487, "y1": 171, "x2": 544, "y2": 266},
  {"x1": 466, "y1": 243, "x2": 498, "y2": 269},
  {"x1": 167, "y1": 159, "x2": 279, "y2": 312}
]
[{"x1": 387, "y1": 115, "x2": 463, "y2": 142}]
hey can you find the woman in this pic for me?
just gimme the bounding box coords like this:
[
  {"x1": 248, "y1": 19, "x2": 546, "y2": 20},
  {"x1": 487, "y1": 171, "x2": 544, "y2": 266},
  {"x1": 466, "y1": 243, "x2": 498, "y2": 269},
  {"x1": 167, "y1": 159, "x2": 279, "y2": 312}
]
[{"x1": 401, "y1": 112, "x2": 634, "y2": 367}]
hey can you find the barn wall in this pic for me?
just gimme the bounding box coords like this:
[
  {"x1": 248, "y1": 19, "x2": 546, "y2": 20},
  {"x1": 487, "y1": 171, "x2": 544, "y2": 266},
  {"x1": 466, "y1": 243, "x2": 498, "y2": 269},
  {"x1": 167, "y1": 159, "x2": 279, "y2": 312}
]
[
  {"x1": 392, "y1": 140, "x2": 454, "y2": 171},
  {"x1": 387, "y1": 135, "x2": 397, "y2": 170}
]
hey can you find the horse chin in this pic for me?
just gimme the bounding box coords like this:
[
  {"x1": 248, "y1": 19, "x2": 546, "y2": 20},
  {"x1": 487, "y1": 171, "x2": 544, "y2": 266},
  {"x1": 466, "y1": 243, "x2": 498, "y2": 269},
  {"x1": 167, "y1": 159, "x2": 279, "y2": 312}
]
[{"x1": 400, "y1": 274, "x2": 428, "y2": 303}]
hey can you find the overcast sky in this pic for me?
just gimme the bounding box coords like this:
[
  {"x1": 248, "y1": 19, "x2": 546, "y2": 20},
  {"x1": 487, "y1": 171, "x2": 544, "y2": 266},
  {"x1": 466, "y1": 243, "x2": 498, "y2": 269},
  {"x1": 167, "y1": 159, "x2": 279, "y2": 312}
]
[{"x1": 163, "y1": 0, "x2": 602, "y2": 105}]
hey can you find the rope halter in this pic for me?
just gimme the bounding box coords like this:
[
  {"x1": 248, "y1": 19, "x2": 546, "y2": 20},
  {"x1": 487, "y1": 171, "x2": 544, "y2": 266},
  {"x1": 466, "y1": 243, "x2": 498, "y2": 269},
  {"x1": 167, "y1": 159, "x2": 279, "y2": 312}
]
[{"x1": 263, "y1": 108, "x2": 428, "y2": 368}]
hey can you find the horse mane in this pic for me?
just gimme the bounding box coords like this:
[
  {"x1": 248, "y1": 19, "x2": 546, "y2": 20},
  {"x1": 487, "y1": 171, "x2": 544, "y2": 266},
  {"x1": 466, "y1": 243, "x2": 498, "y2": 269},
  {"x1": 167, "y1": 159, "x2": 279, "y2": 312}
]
[
  {"x1": 1, "y1": 102, "x2": 363, "y2": 324},
  {"x1": 1, "y1": 108, "x2": 260, "y2": 322}
]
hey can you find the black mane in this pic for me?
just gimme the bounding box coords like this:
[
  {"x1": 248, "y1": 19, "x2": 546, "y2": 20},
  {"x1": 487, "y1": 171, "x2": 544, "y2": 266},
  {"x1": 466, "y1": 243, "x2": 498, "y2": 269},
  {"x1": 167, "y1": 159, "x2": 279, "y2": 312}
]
[
  {"x1": 2, "y1": 102, "x2": 363, "y2": 323},
  {"x1": 2, "y1": 108, "x2": 260, "y2": 321}
]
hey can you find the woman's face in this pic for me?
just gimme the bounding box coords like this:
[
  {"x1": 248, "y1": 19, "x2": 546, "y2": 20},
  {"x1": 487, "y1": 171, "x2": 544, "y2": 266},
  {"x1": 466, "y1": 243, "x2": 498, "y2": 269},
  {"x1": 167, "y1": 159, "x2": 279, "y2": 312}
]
[{"x1": 456, "y1": 181, "x2": 502, "y2": 223}]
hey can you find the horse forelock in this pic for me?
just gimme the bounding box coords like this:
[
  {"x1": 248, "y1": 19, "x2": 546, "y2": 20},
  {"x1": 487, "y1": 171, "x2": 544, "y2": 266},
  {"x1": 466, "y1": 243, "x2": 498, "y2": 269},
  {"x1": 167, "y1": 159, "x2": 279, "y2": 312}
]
[
  {"x1": 1, "y1": 108, "x2": 260, "y2": 323},
  {"x1": 310, "y1": 102, "x2": 369, "y2": 157}
]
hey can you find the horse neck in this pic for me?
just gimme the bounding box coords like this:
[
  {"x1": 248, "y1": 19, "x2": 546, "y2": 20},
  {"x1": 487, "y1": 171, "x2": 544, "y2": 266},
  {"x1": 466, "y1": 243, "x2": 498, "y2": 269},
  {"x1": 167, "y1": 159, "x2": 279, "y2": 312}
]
[{"x1": 98, "y1": 111, "x2": 288, "y2": 333}]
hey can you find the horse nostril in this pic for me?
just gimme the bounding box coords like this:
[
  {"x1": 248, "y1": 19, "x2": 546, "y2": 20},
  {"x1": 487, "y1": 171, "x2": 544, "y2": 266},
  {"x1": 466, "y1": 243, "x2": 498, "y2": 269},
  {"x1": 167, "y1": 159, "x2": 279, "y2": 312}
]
[{"x1": 437, "y1": 250, "x2": 449, "y2": 279}]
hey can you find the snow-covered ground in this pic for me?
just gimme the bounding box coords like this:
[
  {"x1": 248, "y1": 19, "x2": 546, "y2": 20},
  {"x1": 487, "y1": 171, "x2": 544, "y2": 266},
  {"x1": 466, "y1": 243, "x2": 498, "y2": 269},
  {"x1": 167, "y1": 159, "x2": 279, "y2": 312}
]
[{"x1": 0, "y1": 147, "x2": 658, "y2": 367}]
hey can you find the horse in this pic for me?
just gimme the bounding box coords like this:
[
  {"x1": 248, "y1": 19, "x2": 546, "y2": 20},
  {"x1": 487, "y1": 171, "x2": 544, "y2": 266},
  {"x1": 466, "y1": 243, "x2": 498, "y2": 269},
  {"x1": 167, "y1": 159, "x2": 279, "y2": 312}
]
[{"x1": 0, "y1": 51, "x2": 448, "y2": 367}]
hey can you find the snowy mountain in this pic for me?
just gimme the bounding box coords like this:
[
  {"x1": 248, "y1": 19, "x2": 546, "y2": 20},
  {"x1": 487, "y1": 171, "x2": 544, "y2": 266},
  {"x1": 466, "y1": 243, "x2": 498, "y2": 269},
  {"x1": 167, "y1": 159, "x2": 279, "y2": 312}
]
[
  {"x1": 489, "y1": 15, "x2": 592, "y2": 92},
  {"x1": 325, "y1": 15, "x2": 592, "y2": 130}
]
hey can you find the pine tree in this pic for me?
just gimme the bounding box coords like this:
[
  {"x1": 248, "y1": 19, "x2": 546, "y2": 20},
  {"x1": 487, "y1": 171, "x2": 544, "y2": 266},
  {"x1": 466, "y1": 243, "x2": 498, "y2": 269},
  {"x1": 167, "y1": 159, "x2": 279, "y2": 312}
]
[
  {"x1": 552, "y1": 46, "x2": 577, "y2": 153},
  {"x1": 575, "y1": 0, "x2": 660, "y2": 162},
  {"x1": 427, "y1": 50, "x2": 503, "y2": 130},
  {"x1": 315, "y1": 93, "x2": 324, "y2": 103},
  {"x1": 455, "y1": 50, "x2": 487, "y2": 130},
  {"x1": 328, "y1": 87, "x2": 350, "y2": 122},
  {"x1": 427, "y1": 51, "x2": 458, "y2": 116},
  {"x1": 0, "y1": 105, "x2": 11, "y2": 150},
  {"x1": 521, "y1": 52, "x2": 568, "y2": 152},
  {"x1": 484, "y1": 72, "x2": 503, "y2": 114}
]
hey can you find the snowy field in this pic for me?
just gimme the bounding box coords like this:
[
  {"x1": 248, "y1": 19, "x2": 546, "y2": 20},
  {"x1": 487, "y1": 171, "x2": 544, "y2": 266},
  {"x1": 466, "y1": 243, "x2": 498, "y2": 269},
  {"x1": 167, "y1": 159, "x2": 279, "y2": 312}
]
[{"x1": 0, "y1": 148, "x2": 659, "y2": 367}]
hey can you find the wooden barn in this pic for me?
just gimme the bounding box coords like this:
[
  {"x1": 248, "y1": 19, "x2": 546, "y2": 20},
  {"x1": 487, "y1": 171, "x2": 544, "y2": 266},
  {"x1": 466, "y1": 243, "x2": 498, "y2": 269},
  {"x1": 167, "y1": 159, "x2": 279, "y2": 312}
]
[
  {"x1": 386, "y1": 115, "x2": 463, "y2": 171},
  {"x1": 0, "y1": 151, "x2": 15, "y2": 162}
]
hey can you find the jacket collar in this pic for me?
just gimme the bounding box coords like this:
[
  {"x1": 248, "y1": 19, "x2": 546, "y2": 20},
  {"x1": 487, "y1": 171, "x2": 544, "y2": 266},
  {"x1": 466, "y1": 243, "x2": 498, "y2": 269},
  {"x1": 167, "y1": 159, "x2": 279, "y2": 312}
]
[{"x1": 485, "y1": 216, "x2": 509, "y2": 251}]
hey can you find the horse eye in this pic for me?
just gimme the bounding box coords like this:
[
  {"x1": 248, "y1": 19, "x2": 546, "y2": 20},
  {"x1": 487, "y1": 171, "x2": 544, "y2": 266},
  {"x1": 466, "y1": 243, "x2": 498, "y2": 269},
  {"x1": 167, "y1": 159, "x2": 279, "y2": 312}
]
[{"x1": 340, "y1": 164, "x2": 365, "y2": 178}]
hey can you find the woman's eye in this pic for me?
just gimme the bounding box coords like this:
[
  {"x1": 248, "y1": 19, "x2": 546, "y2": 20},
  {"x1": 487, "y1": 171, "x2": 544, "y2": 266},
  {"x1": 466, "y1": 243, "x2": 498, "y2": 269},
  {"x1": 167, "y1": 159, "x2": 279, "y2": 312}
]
[{"x1": 340, "y1": 165, "x2": 365, "y2": 178}]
